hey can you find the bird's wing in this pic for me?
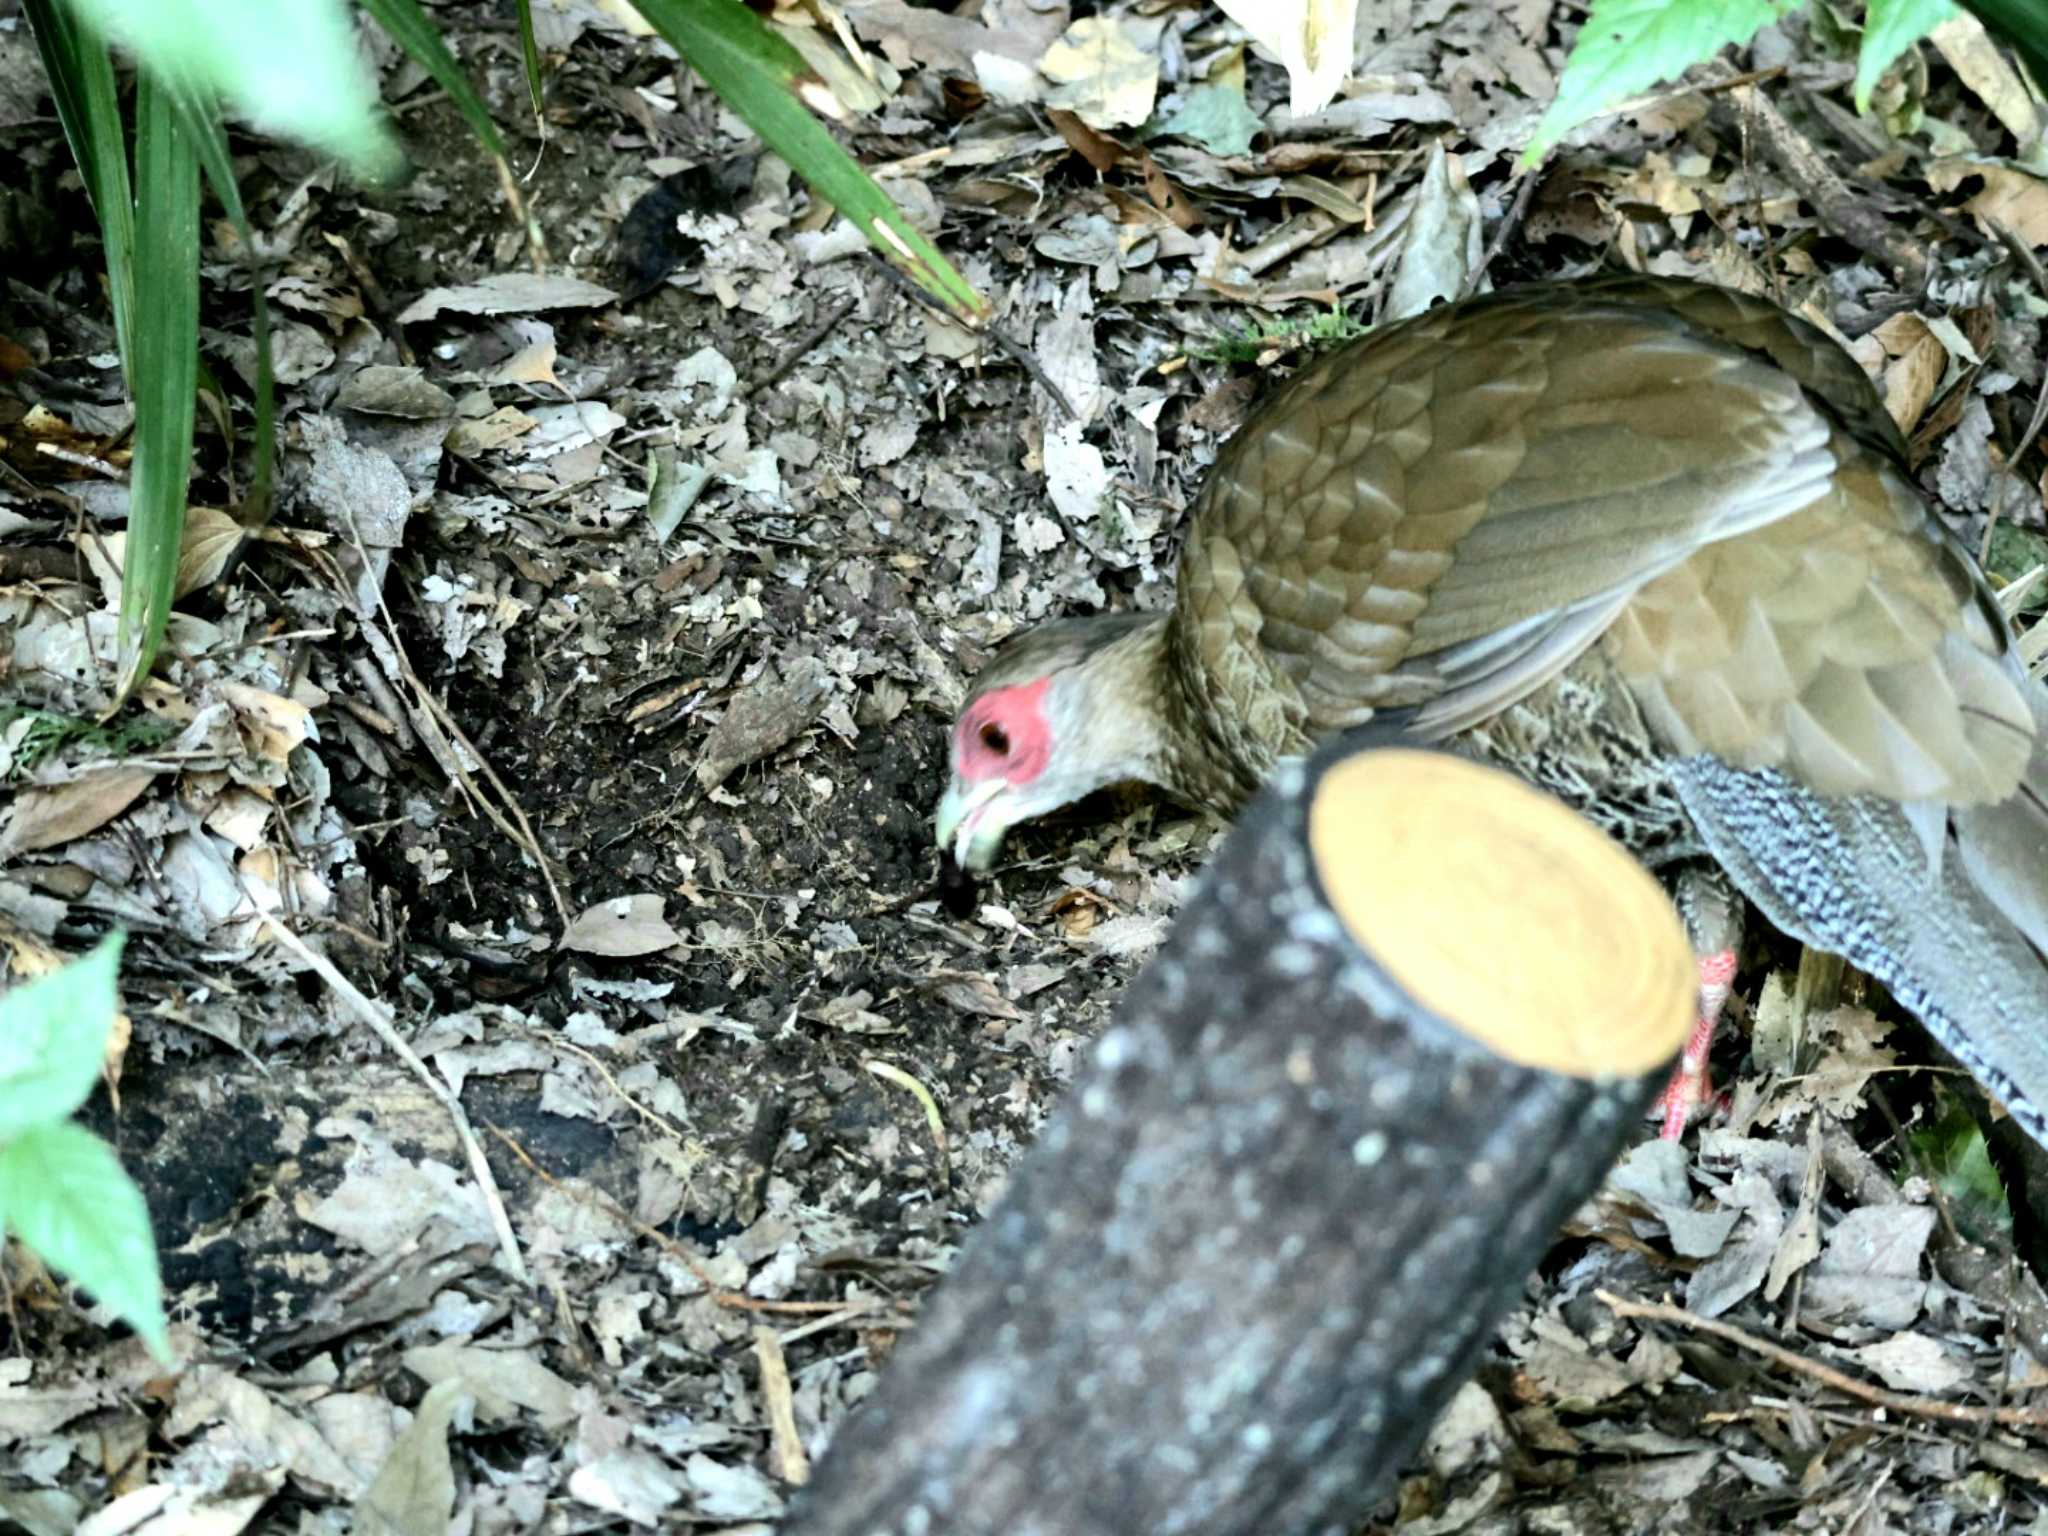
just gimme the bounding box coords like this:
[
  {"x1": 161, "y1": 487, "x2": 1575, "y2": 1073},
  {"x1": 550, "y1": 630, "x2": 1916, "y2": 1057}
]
[{"x1": 1171, "y1": 277, "x2": 2033, "y2": 805}]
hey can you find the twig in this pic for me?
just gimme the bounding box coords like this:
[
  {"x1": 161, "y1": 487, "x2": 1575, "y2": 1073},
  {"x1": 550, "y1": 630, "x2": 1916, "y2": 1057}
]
[
  {"x1": 1597, "y1": 1289, "x2": 2048, "y2": 1427},
  {"x1": 483, "y1": 1122, "x2": 916, "y2": 1322},
  {"x1": 1464, "y1": 170, "x2": 1542, "y2": 299},
  {"x1": 34, "y1": 442, "x2": 127, "y2": 481},
  {"x1": 755, "y1": 1327, "x2": 813, "y2": 1485},
  {"x1": 753, "y1": 297, "x2": 859, "y2": 394},
  {"x1": 262, "y1": 918, "x2": 529, "y2": 1286},
  {"x1": 1718, "y1": 85, "x2": 1928, "y2": 289}
]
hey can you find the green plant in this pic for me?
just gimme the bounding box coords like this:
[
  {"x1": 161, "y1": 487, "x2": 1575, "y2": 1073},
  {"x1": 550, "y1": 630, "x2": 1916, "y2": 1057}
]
[
  {"x1": 0, "y1": 707, "x2": 178, "y2": 780},
  {"x1": 0, "y1": 934, "x2": 170, "y2": 1363},
  {"x1": 22, "y1": 0, "x2": 986, "y2": 705},
  {"x1": 1187, "y1": 303, "x2": 1374, "y2": 365},
  {"x1": 1524, "y1": 0, "x2": 2046, "y2": 165}
]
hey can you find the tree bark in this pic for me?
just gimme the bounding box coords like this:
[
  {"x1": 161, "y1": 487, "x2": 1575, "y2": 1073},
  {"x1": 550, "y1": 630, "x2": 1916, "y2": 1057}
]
[{"x1": 784, "y1": 743, "x2": 1694, "y2": 1536}]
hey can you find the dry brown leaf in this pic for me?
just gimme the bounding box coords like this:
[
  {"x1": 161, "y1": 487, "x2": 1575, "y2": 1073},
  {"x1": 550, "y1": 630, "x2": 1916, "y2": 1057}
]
[
  {"x1": 1871, "y1": 313, "x2": 1947, "y2": 434},
  {"x1": 560, "y1": 894, "x2": 683, "y2": 957},
  {"x1": 220, "y1": 683, "x2": 316, "y2": 763},
  {"x1": 0, "y1": 767, "x2": 157, "y2": 856},
  {"x1": 1926, "y1": 158, "x2": 2048, "y2": 247},
  {"x1": 1039, "y1": 17, "x2": 1159, "y2": 131}
]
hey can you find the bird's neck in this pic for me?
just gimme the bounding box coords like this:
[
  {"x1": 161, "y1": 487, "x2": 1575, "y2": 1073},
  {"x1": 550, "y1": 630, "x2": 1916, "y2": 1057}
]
[
  {"x1": 1067, "y1": 611, "x2": 1260, "y2": 816},
  {"x1": 1058, "y1": 612, "x2": 1182, "y2": 795}
]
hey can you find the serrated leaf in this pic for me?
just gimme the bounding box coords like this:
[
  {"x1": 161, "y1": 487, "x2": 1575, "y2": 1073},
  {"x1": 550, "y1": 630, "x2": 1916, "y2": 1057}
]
[
  {"x1": 1522, "y1": 0, "x2": 1799, "y2": 166},
  {"x1": 0, "y1": 1121, "x2": 169, "y2": 1362},
  {"x1": 1856, "y1": 0, "x2": 1959, "y2": 108},
  {"x1": 0, "y1": 934, "x2": 123, "y2": 1139}
]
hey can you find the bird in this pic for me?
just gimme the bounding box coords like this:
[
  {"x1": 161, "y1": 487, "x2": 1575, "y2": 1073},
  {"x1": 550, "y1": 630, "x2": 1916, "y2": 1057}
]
[{"x1": 934, "y1": 274, "x2": 2048, "y2": 1145}]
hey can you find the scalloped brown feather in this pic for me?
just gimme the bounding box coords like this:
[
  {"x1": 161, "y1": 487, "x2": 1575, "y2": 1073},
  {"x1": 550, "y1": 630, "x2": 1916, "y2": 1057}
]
[{"x1": 1163, "y1": 276, "x2": 2034, "y2": 815}]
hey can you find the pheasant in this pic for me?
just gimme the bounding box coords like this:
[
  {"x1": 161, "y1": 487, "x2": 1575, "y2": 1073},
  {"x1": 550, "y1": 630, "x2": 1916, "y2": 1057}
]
[{"x1": 935, "y1": 275, "x2": 2048, "y2": 1144}]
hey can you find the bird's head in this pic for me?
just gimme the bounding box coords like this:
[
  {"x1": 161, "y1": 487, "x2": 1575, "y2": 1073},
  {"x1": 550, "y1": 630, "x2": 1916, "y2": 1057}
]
[{"x1": 935, "y1": 613, "x2": 1173, "y2": 873}]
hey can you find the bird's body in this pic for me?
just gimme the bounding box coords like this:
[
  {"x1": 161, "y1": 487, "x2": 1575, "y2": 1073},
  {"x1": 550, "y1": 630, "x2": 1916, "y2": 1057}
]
[{"x1": 936, "y1": 275, "x2": 2048, "y2": 1142}]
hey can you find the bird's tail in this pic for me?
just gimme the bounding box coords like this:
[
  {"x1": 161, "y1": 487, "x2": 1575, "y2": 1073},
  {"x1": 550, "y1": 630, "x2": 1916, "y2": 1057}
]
[{"x1": 1671, "y1": 743, "x2": 2048, "y2": 1150}]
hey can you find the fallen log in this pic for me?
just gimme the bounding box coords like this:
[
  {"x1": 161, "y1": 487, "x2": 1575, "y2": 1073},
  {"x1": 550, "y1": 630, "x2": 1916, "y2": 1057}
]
[{"x1": 786, "y1": 742, "x2": 1696, "y2": 1536}]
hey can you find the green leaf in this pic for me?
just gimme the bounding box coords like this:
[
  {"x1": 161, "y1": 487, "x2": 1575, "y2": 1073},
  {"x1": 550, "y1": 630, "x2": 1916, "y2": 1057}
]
[
  {"x1": 1522, "y1": 0, "x2": 1802, "y2": 166},
  {"x1": 115, "y1": 74, "x2": 201, "y2": 699},
  {"x1": 635, "y1": 0, "x2": 988, "y2": 326},
  {"x1": 0, "y1": 934, "x2": 123, "y2": 1139},
  {"x1": 0, "y1": 1122, "x2": 169, "y2": 1363},
  {"x1": 1954, "y1": 0, "x2": 2048, "y2": 89},
  {"x1": 168, "y1": 84, "x2": 275, "y2": 528},
  {"x1": 1906, "y1": 1086, "x2": 2011, "y2": 1243},
  {"x1": 57, "y1": 0, "x2": 397, "y2": 175},
  {"x1": 357, "y1": 0, "x2": 508, "y2": 162},
  {"x1": 1856, "y1": 0, "x2": 1959, "y2": 108},
  {"x1": 1157, "y1": 82, "x2": 1262, "y2": 157},
  {"x1": 22, "y1": 0, "x2": 135, "y2": 369},
  {"x1": 515, "y1": 0, "x2": 547, "y2": 127}
]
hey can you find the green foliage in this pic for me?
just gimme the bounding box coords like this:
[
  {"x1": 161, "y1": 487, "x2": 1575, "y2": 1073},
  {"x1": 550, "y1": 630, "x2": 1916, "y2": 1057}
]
[
  {"x1": 1187, "y1": 304, "x2": 1373, "y2": 365},
  {"x1": 1525, "y1": 0, "x2": 1803, "y2": 165},
  {"x1": 357, "y1": 0, "x2": 508, "y2": 162},
  {"x1": 1985, "y1": 523, "x2": 2048, "y2": 588},
  {"x1": 117, "y1": 74, "x2": 201, "y2": 698},
  {"x1": 635, "y1": 0, "x2": 988, "y2": 325},
  {"x1": 1906, "y1": 1087, "x2": 2012, "y2": 1244},
  {"x1": 1857, "y1": 0, "x2": 1960, "y2": 108},
  {"x1": 1522, "y1": 0, "x2": 2034, "y2": 165},
  {"x1": 0, "y1": 706, "x2": 177, "y2": 780},
  {"x1": 58, "y1": 0, "x2": 396, "y2": 173},
  {"x1": 0, "y1": 935, "x2": 171, "y2": 1362}
]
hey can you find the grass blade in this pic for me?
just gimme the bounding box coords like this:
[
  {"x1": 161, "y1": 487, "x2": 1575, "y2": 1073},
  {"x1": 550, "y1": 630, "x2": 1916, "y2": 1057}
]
[
  {"x1": 116, "y1": 73, "x2": 200, "y2": 699},
  {"x1": 516, "y1": 0, "x2": 546, "y2": 128},
  {"x1": 169, "y1": 85, "x2": 275, "y2": 527},
  {"x1": 357, "y1": 0, "x2": 508, "y2": 160},
  {"x1": 635, "y1": 0, "x2": 988, "y2": 325},
  {"x1": 21, "y1": 0, "x2": 135, "y2": 369}
]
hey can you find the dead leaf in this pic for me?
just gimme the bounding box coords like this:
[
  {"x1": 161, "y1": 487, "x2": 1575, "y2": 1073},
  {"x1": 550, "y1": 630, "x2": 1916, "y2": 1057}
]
[
  {"x1": 221, "y1": 683, "x2": 317, "y2": 763},
  {"x1": 396, "y1": 273, "x2": 619, "y2": 325},
  {"x1": 0, "y1": 767, "x2": 156, "y2": 856},
  {"x1": 560, "y1": 894, "x2": 684, "y2": 957},
  {"x1": 1871, "y1": 313, "x2": 1947, "y2": 434},
  {"x1": 1039, "y1": 17, "x2": 1160, "y2": 131},
  {"x1": 354, "y1": 1378, "x2": 466, "y2": 1536},
  {"x1": 1926, "y1": 158, "x2": 2048, "y2": 248}
]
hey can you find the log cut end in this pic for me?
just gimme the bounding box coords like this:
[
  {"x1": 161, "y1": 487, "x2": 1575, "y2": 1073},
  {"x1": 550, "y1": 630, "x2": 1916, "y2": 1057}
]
[{"x1": 1308, "y1": 747, "x2": 1695, "y2": 1078}]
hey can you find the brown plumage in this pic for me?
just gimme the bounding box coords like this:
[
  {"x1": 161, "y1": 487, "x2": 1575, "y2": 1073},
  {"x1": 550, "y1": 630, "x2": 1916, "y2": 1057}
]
[{"x1": 934, "y1": 275, "x2": 2048, "y2": 1141}]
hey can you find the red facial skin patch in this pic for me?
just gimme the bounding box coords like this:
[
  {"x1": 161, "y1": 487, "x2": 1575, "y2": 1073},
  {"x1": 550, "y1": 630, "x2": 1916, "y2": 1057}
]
[{"x1": 956, "y1": 678, "x2": 1052, "y2": 784}]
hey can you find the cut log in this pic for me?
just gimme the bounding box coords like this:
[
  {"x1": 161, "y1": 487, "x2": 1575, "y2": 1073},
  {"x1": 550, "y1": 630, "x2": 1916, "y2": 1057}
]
[{"x1": 786, "y1": 742, "x2": 1695, "y2": 1536}]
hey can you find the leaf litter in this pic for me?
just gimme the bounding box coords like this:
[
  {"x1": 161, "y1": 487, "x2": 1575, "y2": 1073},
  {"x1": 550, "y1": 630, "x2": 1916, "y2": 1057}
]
[{"x1": 2, "y1": 0, "x2": 2048, "y2": 1531}]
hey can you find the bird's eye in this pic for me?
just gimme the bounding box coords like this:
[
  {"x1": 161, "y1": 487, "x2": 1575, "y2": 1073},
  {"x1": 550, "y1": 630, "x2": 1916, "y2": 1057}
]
[{"x1": 979, "y1": 720, "x2": 1010, "y2": 756}]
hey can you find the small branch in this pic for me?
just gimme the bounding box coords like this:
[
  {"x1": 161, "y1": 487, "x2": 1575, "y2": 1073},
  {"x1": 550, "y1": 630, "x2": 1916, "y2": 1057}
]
[
  {"x1": 1597, "y1": 1290, "x2": 2048, "y2": 1428},
  {"x1": 263, "y1": 918, "x2": 529, "y2": 1286}
]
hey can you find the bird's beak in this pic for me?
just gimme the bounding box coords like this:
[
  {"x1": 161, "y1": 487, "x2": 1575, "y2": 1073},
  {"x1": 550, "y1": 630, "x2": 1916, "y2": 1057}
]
[{"x1": 936, "y1": 777, "x2": 1012, "y2": 872}]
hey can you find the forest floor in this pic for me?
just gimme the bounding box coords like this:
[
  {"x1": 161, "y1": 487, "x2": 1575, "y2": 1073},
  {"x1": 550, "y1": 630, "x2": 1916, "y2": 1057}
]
[{"x1": 4, "y1": 0, "x2": 2048, "y2": 1531}]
